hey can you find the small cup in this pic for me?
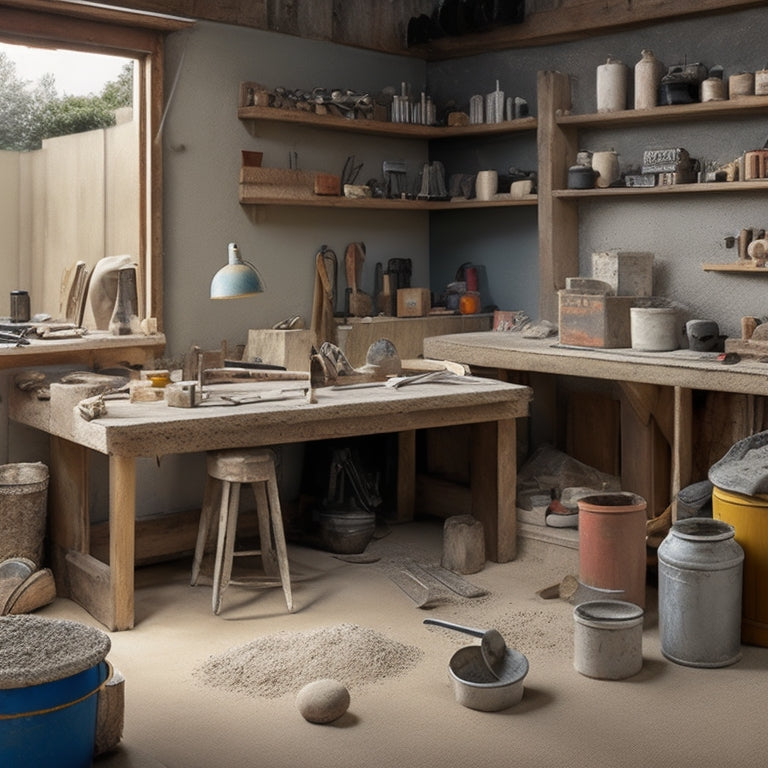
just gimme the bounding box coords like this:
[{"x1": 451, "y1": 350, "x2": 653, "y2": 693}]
[
  {"x1": 10, "y1": 290, "x2": 30, "y2": 323},
  {"x1": 475, "y1": 170, "x2": 498, "y2": 201}
]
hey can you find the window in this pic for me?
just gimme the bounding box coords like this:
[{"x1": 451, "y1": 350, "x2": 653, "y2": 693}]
[{"x1": 0, "y1": 1, "x2": 192, "y2": 331}]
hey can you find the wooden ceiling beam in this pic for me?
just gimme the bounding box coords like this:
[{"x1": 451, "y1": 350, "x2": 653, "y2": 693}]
[
  {"x1": 415, "y1": 0, "x2": 767, "y2": 60},
  {"x1": 3, "y1": 1, "x2": 761, "y2": 58}
]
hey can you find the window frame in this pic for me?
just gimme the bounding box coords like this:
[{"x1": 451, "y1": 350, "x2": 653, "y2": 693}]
[{"x1": 0, "y1": 1, "x2": 193, "y2": 332}]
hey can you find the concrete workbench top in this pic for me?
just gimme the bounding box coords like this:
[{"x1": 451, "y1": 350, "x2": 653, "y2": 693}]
[{"x1": 423, "y1": 332, "x2": 768, "y2": 396}]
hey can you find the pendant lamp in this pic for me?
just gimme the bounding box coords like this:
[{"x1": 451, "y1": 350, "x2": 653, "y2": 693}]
[{"x1": 210, "y1": 242, "x2": 264, "y2": 299}]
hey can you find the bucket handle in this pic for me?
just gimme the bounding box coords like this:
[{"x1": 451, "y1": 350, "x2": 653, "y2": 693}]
[{"x1": 0, "y1": 660, "x2": 112, "y2": 721}]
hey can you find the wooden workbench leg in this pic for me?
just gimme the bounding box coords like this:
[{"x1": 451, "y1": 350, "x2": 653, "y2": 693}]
[
  {"x1": 394, "y1": 430, "x2": 416, "y2": 522},
  {"x1": 48, "y1": 435, "x2": 89, "y2": 597},
  {"x1": 672, "y1": 386, "x2": 693, "y2": 522},
  {"x1": 109, "y1": 455, "x2": 136, "y2": 630},
  {"x1": 471, "y1": 418, "x2": 517, "y2": 563}
]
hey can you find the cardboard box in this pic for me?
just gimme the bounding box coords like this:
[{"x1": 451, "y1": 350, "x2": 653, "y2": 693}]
[
  {"x1": 397, "y1": 288, "x2": 431, "y2": 317},
  {"x1": 591, "y1": 251, "x2": 654, "y2": 297},
  {"x1": 558, "y1": 291, "x2": 636, "y2": 348}
]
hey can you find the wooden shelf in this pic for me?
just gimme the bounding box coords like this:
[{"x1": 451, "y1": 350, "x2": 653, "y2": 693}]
[
  {"x1": 0, "y1": 332, "x2": 165, "y2": 370},
  {"x1": 553, "y1": 181, "x2": 768, "y2": 199},
  {"x1": 702, "y1": 262, "x2": 768, "y2": 273},
  {"x1": 238, "y1": 192, "x2": 537, "y2": 210},
  {"x1": 556, "y1": 95, "x2": 768, "y2": 128},
  {"x1": 238, "y1": 104, "x2": 537, "y2": 138}
]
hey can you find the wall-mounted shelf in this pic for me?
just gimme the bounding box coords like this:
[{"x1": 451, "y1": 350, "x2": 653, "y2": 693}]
[
  {"x1": 238, "y1": 191, "x2": 536, "y2": 209},
  {"x1": 537, "y1": 70, "x2": 768, "y2": 321},
  {"x1": 553, "y1": 181, "x2": 768, "y2": 199},
  {"x1": 238, "y1": 89, "x2": 538, "y2": 210},
  {"x1": 556, "y1": 95, "x2": 768, "y2": 128},
  {"x1": 702, "y1": 262, "x2": 768, "y2": 273},
  {"x1": 238, "y1": 104, "x2": 537, "y2": 139}
]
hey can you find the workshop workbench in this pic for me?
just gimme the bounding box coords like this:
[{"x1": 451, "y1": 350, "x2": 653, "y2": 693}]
[
  {"x1": 423, "y1": 331, "x2": 768, "y2": 520},
  {"x1": 9, "y1": 374, "x2": 532, "y2": 630}
]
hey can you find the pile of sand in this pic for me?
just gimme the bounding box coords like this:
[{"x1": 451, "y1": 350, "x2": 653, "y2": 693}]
[{"x1": 194, "y1": 623, "x2": 423, "y2": 699}]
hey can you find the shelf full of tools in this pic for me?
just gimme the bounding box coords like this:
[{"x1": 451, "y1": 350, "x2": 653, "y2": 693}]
[
  {"x1": 552, "y1": 93, "x2": 768, "y2": 200},
  {"x1": 236, "y1": 81, "x2": 537, "y2": 211}
]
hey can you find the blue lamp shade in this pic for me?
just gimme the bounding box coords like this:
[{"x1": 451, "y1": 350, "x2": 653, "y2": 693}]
[{"x1": 210, "y1": 242, "x2": 265, "y2": 299}]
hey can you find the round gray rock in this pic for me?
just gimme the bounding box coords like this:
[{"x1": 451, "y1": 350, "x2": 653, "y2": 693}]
[{"x1": 296, "y1": 678, "x2": 350, "y2": 724}]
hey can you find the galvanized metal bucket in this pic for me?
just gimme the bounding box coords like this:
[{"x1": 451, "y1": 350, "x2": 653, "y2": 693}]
[{"x1": 658, "y1": 517, "x2": 744, "y2": 667}]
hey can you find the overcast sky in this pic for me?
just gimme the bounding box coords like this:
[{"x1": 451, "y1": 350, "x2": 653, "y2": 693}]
[{"x1": 0, "y1": 42, "x2": 130, "y2": 96}]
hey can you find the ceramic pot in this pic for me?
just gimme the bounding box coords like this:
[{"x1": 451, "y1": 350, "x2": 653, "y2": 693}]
[
  {"x1": 475, "y1": 170, "x2": 498, "y2": 200},
  {"x1": 573, "y1": 600, "x2": 644, "y2": 679},
  {"x1": 630, "y1": 307, "x2": 678, "y2": 351},
  {"x1": 578, "y1": 493, "x2": 647, "y2": 608},
  {"x1": 592, "y1": 151, "x2": 620, "y2": 188},
  {"x1": 634, "y1": 49, "x2": 664, "y2": 109},
  {"x1": 596, "y1": 57, "x2": 627, "y2": 112},
  {"x1": 567, "y1": 165, "x2": 597, "y2": 189}
]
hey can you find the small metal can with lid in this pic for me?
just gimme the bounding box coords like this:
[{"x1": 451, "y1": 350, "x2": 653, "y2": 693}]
[{"x1": 10, "y1": 290, "x2": 30, "y2": 323}]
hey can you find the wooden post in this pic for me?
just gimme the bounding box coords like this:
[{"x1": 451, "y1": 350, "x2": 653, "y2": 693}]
[
  {"x1": 110, "y1": 455, "x2": 136, "y2": 631},
  {"x1": 537, "y1": 70, "x2": 579, "y2": 323},
  {"x1": 673, "y1": 386, "x2": 693, "y2": 522},
  {"x1": 470, "y1": 418, "x2": 517, "y2": 563}
]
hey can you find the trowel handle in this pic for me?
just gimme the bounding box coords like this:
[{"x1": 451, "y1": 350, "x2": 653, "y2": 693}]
[{"x1": 423, "y1": 618, "x2": 485, "y2": 639}]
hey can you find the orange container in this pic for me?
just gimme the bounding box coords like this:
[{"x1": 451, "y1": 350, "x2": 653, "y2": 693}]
[
  {"x1": 578, "y1": 493, "x2": 647, "y2": 608},
  {"x1": 713, "y1": 486, "x2": 768, "y2": 647}
]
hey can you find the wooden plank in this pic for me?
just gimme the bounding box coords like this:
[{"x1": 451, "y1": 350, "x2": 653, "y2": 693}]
[
  {"x1": 268, "y1": 0, "x2": 333, "y2": 40},
  {"x1": 42, "y1": 0, "x2": 758, "y2": 57},
  {"x1": 672, "y1": 386, "x2": 693, "y2": 521},
  {"x1": 109, "y1": 456, "x2": 135, "y2": 630},
  {"x1": 415, "y1": 0, "x2": 764, "y2": 59},
  {"x1": 471, "y1": 418, "x2": 517, "y2": 563},
  {"x1": 48, "y1": 436, "x2": 89, "y2": 597},
  {"x1": 415, "y1": 474, "x2": 471, "y2": 518},
  {"x1": 619, "y1": 381, "x2": 674, "y2": 446},
  {"x1": 395, "y1": 430, "x2": 416, "y2": 522},
  {"x1": 66, "y1": 550, "x2": 113, "y2": 629},
  {"x1": 566, "y1": 391, "x2": 620, "y2": 477},
  {"x1": 90, "y1": 506, "x2": 267, "y2": 565},
  {"x1": 620, "y1": 390, "x2": 670, "y2": 519},
  {"x1": 238, "y1": 105, "x2": 537, "y2": 138},
  {"x1": 537, "y1": 71, "x2": 578, "y2": 323},
  {"x1": 559, "y1": 95, "x2": 768, "y2": 125}
]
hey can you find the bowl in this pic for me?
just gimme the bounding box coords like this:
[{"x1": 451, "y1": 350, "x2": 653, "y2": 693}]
[{"x1": 447, "y1": 645, "x2": 529, "y2": 711}]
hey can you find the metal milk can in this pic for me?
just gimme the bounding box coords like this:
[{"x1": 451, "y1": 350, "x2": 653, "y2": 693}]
[{"x1": 658, "y1": 517, "x2": 744, "y2": 668}]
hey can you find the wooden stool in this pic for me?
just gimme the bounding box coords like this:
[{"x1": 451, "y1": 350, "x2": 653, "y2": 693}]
[{"x1": 190, "y1": 447, "x2": 293, "y2": 615}]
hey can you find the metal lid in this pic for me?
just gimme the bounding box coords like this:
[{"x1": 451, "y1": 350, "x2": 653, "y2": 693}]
[{"x1": 574, "y1": 599, "x2": 644, "y2": 626}]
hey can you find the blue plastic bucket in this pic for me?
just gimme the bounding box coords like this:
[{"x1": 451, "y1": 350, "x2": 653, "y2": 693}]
[
  {"x1": 0, "y1": 616, "x2": 111, "y2": 768},
  {"x1": 0, "y1": 661, "x2": 110, "y2": 767}
]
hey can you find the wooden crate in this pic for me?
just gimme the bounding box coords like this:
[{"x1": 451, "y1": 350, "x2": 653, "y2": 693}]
[
  {"x1": 558, "y1": 291, "x2": 635, "y2": 348},
  {"x1": 397, "y1": 288, "x2": 431, "y2": 317}
]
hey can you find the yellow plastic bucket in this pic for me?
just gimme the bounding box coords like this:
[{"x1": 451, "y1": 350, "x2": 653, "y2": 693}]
[{"x1": 713, "y1": 486, "x2": 768, "y2": 647}]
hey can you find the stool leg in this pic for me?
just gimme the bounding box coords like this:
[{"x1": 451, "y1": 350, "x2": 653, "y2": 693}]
[
  {"x1": 212, "y1": 481, "x2": 240, "y2": 615},
  {"x1": 191, "y1": 475, "x2": 219, "y2": 586},
  {"x1": 252, "y1": 481, "x2": 278, "y2": 577},
  {"x1": 264, "y1": 465, "x2": 293, "y2": 612}
]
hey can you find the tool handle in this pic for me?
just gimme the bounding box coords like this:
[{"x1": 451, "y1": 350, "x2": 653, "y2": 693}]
[{"x1": 423, "y1": 618, "x2": 484, "y2": 638}]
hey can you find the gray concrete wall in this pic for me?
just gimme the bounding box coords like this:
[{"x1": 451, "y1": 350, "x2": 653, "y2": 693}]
[
  {"x1": 427, "y1": 6, "x2": 768, "y2": 338},
  {"x1": 161, "y1": 21, "x2": 427, "y2": 361}
]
